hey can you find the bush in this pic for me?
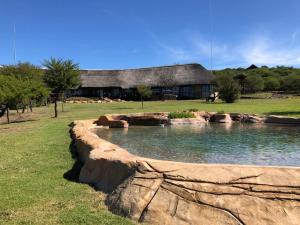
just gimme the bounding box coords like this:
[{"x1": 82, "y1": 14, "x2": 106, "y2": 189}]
[
  {"x1": 187, "y1": 108, "x2": 199, "y2": 112},
  {"x1": 263, "y1": 76, "x2": 280, "y2": 91},
  {"x1": 168, "y1": 111, "x2": 196, "y2": 119},
  {"x1": 281, "y1": 75, "x2": 300, "y2": 92},
  {"x1": 245, "y1": 75, "x2": 264, "y2": 93},
  {"x1": 213, "y1": 75, "x2": 240, "y2": 103}
]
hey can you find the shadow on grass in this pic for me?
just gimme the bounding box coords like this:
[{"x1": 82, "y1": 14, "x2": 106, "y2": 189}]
[
  {"x1": 0, "y1": 119, "x2": 37, "y2": 126},
  {"x1": 267, "y1": 111, "x2": 300, "y2": 116},
  {"x1": 199, "y1": 102, "x2": 225, "y2": 105},
  {"x1": 63, "y1": 137, "x2": 83, "y2": 182},
  {"x1": 11, "y1": 119, "x2": 37, "y2": 123},
  {"x1": 111, "y1": 107, "x2": 135, "y2": 110}
]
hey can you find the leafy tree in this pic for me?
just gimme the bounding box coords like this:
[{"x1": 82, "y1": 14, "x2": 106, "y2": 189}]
[
  {"x1": 214, "y1": 65, "x2": 300, "y2": 94},
  {"x1": 234, "y1": 73, "x2": 247, "y2": 94},
  {"x1": 281, "y1": 75, "x2": 300, "y2": 92},
  {"x1": 43, "y1": 58, "x2": 80, "y2": 117},
  {"x1": 0, "y1": 75, "x2": 23, "y2": 123},
  {"x1": 245, "y1": 75, "x2": 264, "y2": 93},
  {"x1": 0, "y1": 63, "x2": 49, "y2": 112},
  {"x1": 213, "y1": 75, "x2": 240, "y2": 103},
  {"x1": 263, "y1": 76, "x2": 280, "y2": 91},
  {"x1": 137, "y1": 85, "x2": 152, "y2": 109}
]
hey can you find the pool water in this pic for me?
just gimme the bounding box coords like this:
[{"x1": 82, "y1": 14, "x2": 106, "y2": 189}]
[{"x1": 95, "y1": 123, "x2": 300, "y2": 166}]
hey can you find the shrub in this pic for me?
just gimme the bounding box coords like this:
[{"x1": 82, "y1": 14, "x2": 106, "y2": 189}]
[
  {"x1": 187, "y1": 108, "x2": 199, "y2": 112},
  {"x1": 263, "y1": 76, "x2": 280, "y2": 91},
  {"x1": 281, "y1": 75, "x2": 300, "y2": 92},
  {"x1": 213, "y1": 75, "x2": 240, "y2": 103},
  {"x1": 245, "y1": 75, "x2": 265, "y2": 93},
  {"x1": 168, "y1": 111, "x2": 196, "y2": 119}
]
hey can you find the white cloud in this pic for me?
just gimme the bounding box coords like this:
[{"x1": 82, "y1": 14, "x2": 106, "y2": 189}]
[
  {"x1": 240, "y1": 36, "x2": 300, "y2": 66},
  {"x1": 147, "y1": 30, "x2": 300, "y2": 68},
  {"x1": 292, "y1": 30, "x2": 299, "y2": 42}
]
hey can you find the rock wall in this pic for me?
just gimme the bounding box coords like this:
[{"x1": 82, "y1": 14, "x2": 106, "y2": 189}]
[
  {"x1": 96, "y1": 112, "x2": 300, "y2": 128},
  {"x1": 70, "y1": 119, "x2": 300, "y2": 225}
]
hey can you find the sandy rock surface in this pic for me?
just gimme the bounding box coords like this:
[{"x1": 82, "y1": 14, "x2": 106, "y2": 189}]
[{"x1": 71, "y1": 119, "x2": 300, "y2": 225}]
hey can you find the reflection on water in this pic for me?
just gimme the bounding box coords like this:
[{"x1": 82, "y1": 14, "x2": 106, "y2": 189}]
[{"x1": 95, "y1": 123, "x2": 300, "y2": 166}]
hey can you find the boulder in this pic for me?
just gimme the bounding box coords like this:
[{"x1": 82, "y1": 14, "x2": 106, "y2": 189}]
[
  {"x1": 124, "y1": 114, "x2": 169, "y2": 126},
  {"x1": 169, "y1": 118, "x2": 207, "y2": 125},
  {"x1": 191, "y1": 111, "x2": 210, "y2": 121},
  {"x1": 107, "y1": 161, "x2": 300, "y2": 225},
  {"x1": 265, "y1": 115, "x2": 300, "y2": 125},
  {"x1": 210, "y1": 113, "x2": 232, "y2": 123},
  {"x1": 246, "y1": 114, "x2": 265, "y2": 123},
  {"x1": 97, "y1": 115, "x2": 129, "y2": 128},
  {"x1": 229, "y1": 113, "x2": 244, "y2": 122}
]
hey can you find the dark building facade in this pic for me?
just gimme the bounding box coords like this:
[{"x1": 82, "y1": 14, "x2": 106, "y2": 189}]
[{"x1": 70, "y1": 63, "x2": 214, "y2": 100}]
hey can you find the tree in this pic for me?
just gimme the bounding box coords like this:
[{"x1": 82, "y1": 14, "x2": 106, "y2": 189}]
[
  {"x1": 0, "y1": 63, "x2": 49, "y2": 113},
  {"x1": 43, "y1": 58, "x2": 80, "y2": 117},
  {"x1": 245, "y1": 75, "x2": 264, "y2": 93},
  {"x1": 234, "y1": 73, "x2": 247, "y2": 94},
  {"x1": 263, "y1": 76, "x2": 280, "y2": 91},
  {"x1": 281, "y1": 75, "x2": 300, "y2": 92},
  {"x1": 136, "y1": 85, "x2": 152, "y2": 109},
  {"x1": 0, "y1": 75, "x2": 23, "y2": 123},
  {"x1": 213, "y1": 75, "x2": 240, "y2": 103}
]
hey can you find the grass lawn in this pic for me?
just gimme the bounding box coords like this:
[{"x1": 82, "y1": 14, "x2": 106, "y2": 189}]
[{"x1": 0, "y1": 98, "x2": 300, "y2": 224}]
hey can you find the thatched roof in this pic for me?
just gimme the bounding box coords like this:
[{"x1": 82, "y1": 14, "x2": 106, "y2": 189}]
[{"x1": 80, "y1": 63, "x2": 213, "y2": 89}]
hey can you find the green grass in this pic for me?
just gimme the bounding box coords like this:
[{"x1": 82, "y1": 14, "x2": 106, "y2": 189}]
[
  {"x1": 0, "y1": 98, "x2": 300, "y2": 224},
  {"x1": 168, "y1": 111, "x2": 196, "y2": 119}
]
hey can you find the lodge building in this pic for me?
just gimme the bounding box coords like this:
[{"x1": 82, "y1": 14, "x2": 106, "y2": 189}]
[{"x1": 70, "y1": 63, "x2": 214, "y2": 100}]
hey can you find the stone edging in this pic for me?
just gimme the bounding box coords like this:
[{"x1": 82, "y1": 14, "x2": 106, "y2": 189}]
[
  {"x1": 95, "y1": 112, "x2": 300, "y2": 128},
  {"x1": 70, "y1": 118, "x2": 300, "y2": 225}
]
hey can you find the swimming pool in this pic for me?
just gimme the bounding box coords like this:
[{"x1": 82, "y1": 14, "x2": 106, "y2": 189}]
[{"x1": 95, "y1": 123, "x2": 300, "y2": 166}]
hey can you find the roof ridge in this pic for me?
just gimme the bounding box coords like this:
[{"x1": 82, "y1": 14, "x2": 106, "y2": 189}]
[{"x1": 80, "y1": 63, "x2": 203, "y2": 71}]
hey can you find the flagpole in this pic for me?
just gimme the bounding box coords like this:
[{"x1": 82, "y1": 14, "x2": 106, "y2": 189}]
[
  {"x1": 13, "y1": 23, "x2": 16, "y2": 64},
  {"x1": 209, "y1": 0, "x2": 213, "y2": 74}
]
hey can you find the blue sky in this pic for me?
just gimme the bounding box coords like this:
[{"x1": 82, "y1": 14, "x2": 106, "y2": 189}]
[{"x1": 1, "y1": 0, "x2": 300, "y2": 69}]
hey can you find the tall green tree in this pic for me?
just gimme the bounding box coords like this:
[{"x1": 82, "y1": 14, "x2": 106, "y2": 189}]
[
  {"x1": 234, "y1": 73, "x2": 247, "y2": 94},
  {"x1": 245, "y1": 75, "x2": 265, "y2": 93},
  {"x1": 0, "y1": 63, "x2": 49, "y2": 112},
  {"x1": 0, "y1": 75, "x2": 23, "y2": 123},
  {"x1": 263, "y1": 76, "x2": 280, "y2": 91},
  {"x1": 281, "y1": 74, "x2": 300, "y2": 92},
  {"x1": 137, "y1": 85, "x2": 152, "y2": 109},
  {"x1": 0, "y1": 63, "x2": 49, "y2": 123},
  {"x1": 43, "y1": 58, "x2": 80, "y2": 117}
]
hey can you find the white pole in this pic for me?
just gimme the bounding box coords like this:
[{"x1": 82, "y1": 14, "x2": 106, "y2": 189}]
[
  {"x1": 13, "y1": 23, "x2": 16, "y2": 64},
  {"x1": 209, "y1": 0, "x2": 213, "y2": 74}
]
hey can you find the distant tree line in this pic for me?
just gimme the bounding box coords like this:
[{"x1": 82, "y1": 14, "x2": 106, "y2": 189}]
[
  {"x1": 214, "y1": 65, "x2": 300, "y2": 94},
  {"x1": 0, "y1": 59, "x2": 80, "y2": 123}
]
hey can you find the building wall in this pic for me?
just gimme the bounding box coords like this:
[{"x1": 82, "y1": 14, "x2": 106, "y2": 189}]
[{"x1": 69, "y1": 84, "x2": 212, "y2": 100}]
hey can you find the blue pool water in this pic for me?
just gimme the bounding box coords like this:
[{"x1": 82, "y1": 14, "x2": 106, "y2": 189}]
[{"x1": 96, "y1": 123, "x2": 300, "y2": 166}]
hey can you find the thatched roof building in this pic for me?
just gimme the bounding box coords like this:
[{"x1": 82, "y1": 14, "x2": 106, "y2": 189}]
[
  {"x1": 73, "y1": 63, "x2": 213, "y2": 100},
  {"x1": 80, "y1": 63, "x2": 213, "y2": 89}
]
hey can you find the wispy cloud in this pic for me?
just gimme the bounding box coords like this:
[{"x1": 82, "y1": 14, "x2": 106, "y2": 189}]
[
  {"x1": 146, "y1": 30, "x2": 300, "y2": 68},
  {"x1": 145, "y1": 30, "x2": 193, "y2": 61},
  {"x1": 240, "y1": 36, "x2": 300, "y2": 66}
]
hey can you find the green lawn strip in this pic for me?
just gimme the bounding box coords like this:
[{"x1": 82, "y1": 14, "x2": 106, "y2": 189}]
[{"x1": 0, "y1": 114, "x2": 132, "y2": 225}]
